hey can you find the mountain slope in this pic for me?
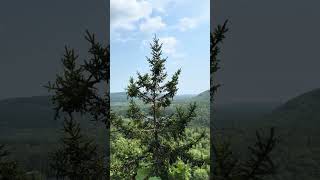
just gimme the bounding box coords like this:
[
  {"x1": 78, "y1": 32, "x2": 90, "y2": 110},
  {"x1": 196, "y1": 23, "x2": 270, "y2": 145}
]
[
  {"x1": 266, "y1": 88, "x2": 320, "y2": 128},
  {"x1": 191, "y1": 90, "x2": 209, "y2": 102}
]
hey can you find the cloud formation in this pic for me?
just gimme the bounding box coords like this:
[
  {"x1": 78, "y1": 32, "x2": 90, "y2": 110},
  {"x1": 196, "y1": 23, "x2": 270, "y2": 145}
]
[
  {"x1": 160, "y1": 37, "x2": 185, "y2": 59},
  {"x1": 111, "y1": 0, "x2": 152, "y2": 31},
  {"x1": 150, "y1": 0, "x2": 175, "y2": 13},
  {"x1": 140, "y1": 16, "x2": 166, "y2": 33},
  {"x1": 178, "y1": 17, "x2": 198, "y2": 31},
  {"x1": 111, "y1": 0, "x2": 207, "y2": 35},
  {"x1": 159, "y1": 37, "x2": 177, "y2": 55}
]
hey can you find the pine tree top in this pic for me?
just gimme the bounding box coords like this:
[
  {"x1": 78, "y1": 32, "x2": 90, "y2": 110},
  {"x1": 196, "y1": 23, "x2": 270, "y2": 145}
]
[{"x1": 127, "y1": 35, "x2": 181, "y2": 109}]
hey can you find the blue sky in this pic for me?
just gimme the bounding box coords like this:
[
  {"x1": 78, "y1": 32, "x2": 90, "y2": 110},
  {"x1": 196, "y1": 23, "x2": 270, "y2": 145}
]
[{"x1": 110, "y1": 0, "x2": 209, "y2": 95}]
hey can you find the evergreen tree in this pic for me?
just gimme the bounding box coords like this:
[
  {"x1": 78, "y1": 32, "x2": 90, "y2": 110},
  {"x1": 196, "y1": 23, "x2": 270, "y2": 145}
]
[
  {"x1": 112, "y1": 36, "x2": 207, "y2": 179},
  {"x1": 49, "y1": 114, "x2": 104, "y2": 179},
  {"x1": 210, "y1": 21, "x2": 279, "y2": 180},
  {"x1": 46, "y1": 31, "x2": 110, "y2": 179}
]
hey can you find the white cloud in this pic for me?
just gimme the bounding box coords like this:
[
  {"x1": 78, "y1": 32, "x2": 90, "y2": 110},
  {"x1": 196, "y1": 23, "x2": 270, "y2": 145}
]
[
  {"x1": 175, "y1": 1, "x2": 210, "y2": 32},
  {"x1": 110, "y1": 0, "x2": 152, "y2": 31},
  {"x1": 150, "y1": 0, "x2": 174, "y2": 13},
  {"x1": 178, "y1": 17, "x2": 198, "y2": 32},
  {"x1": 159, "y1": 37, "x2": 178, "y2": 55},
  {"x1": 112, "y1": 32, "x2": 138, "y2": 43},
  {"x1": 150, "y1": 0, "x2": 191, "y2": 13},
  {"x1": 159, "y1": 37, "x2": 185, "y2": 59},
  {"x1": 139, "y1": 16, "x2": 166, "y2": 33}
]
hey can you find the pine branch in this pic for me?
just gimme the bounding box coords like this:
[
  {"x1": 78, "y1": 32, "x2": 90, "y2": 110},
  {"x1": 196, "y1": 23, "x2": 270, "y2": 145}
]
[
  {"x1": 210, "y1": 20, "x2": 229, "y2": 101},
  {"x1": 240, "y1": 128, "x2": 278, "y2": 180}
]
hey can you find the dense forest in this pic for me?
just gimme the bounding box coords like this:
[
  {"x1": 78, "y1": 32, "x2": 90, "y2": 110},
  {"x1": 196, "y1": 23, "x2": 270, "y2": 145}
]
[
  {"x1": 2, "y1": 89, "x2": 320, "y2": 179},
  {"x1": 0, "y1": 23, "x2": 319, "y2": 180}
]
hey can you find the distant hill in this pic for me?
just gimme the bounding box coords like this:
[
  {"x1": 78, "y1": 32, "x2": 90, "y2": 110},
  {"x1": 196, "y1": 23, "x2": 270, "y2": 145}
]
[
  {"x1": 173, "y1": 94, "x2": 196, "y2": 101},
  {"x1": 260, "y1": 89, "x2": 320, "y2": 180},
  {"x1": 191, "y1": 90, "x2": 209, "y2": 102},
  {"x1": 110, "y1": 92, "x2": 128, "y2": 103},
  {"x1": 266, "y1": 88, "x2": 320, "y2": 128}
]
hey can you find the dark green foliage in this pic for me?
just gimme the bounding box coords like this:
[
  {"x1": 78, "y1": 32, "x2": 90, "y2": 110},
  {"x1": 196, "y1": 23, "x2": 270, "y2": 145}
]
[
  {"x1": 240, "y1": 128, "x2": 277, "y2": 179},
  {"x1": 212, "y1": 128, "x2": 278, "y2": 180},
  {"x1": 46, "y1": 31, "x2": 110, "y2": 179},
  {"x1": 45, "y1": 30, "x2": 110, "y2": 127},
  {"x1": 211, "y1": 139, "x2": 239, "y2": 180},
  {"x1": 112, "y1": 36, "x2": 207, "y2": 179},
  {"x1": 49, "y1": 115, "x2": 104, "y2": 179},
  {"x1": 0, "y1": 144, "x2": 26, "y2": 179},
  {"x1": 127, "y1": 99, "x2": 144, "y2": 121}
]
